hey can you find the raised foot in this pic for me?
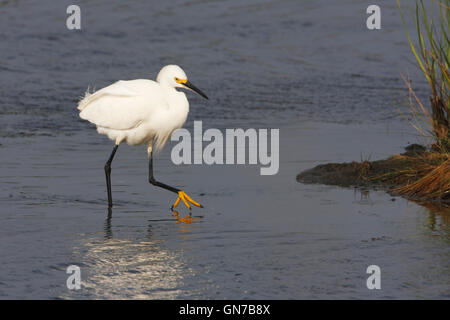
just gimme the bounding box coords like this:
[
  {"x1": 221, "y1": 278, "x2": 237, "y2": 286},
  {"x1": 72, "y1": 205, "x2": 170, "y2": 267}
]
[{"x1": 171, "y1": 190, "x2": 203, "y2": 210}]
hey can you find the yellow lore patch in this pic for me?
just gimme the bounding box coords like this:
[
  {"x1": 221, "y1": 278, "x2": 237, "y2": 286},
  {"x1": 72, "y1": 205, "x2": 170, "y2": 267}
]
[{"x1": 175, "y1": 77, "x2": 188, "y2": 84}]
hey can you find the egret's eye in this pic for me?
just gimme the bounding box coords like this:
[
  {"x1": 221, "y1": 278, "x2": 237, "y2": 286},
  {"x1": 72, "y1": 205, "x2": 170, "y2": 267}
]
[{"x1": 175, "y1": 77, "x2": 187, "y2": 84}]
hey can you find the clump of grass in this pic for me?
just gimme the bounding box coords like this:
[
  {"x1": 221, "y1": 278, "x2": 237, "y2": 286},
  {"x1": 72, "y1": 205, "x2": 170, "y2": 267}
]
[
  {"x1": 397, "y1": 0, "x2": 449, "y2": 152},
  {"x1": 368, "y1": 152, "x2": 449, "y2": 201},
  {"x1": 380, "y1": 0, "x2": 450, "y2": 202},
  {"x1": 299, "y1": 2, "x2": 449, "y2": 204},
  {"x1": 394, "y1": 156, "x2": 450, "y2": 200}
]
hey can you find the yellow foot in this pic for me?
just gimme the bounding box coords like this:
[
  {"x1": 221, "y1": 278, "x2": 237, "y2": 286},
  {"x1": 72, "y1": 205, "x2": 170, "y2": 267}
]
[{"x1": 171, "y1": 190, "x2": 203, "y2": 210}]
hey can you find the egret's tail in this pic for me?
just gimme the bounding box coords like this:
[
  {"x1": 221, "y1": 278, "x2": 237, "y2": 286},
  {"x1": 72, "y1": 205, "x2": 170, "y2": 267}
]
[{"x1": 77, "y1": 87, "x2": 95, "y2": 111}]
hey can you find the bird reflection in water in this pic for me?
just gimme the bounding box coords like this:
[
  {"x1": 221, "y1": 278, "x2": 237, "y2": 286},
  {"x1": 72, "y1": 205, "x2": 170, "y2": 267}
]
[
  {"x1": 173, "y1": 210, "x2": 202, "y2": 224},
  {"x1": 61, "y1": 208, "x2": 202, "y2": 299},
  {"x1": 104, "y1": 207, "x2": 113, "y2": 240}
]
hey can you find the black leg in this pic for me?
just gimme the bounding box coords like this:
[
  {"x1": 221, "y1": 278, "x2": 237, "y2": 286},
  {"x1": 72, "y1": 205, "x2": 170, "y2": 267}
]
[
  {"x1": 148, "y1": 150, "x2": 203, "y2": 210},
  {"x1": 148, "y1": 151, "x2": 180, "y2": 193},
  {"x1": 105, "y1": 144, "x2": 119, "y2": 208}
]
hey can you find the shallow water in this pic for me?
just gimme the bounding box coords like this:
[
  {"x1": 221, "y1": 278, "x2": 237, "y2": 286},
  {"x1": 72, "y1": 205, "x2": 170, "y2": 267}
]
[{"x1": 0, "y1": 0, "x2": 449, "y2": 299}]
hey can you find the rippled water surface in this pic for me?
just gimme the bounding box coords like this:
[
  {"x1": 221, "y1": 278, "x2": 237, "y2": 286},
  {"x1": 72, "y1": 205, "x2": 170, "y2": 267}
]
[{"x1": 0, "y1": 0, "x2": 448, "y2": 299}]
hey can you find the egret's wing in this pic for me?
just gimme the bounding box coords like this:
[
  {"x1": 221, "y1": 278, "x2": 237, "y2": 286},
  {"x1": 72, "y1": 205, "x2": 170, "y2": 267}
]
[
  {"x1": 78, "y1": 80, "x2": 166, "y2": 130},
  {"x1": 77, "y1": 80, "x2": 138, "y2": 111}
]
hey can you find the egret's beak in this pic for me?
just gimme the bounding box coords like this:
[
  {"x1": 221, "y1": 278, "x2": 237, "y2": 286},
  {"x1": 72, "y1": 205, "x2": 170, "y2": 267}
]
[{"x1": 183, "y1": 80, "x2": 209, "y2": 100}]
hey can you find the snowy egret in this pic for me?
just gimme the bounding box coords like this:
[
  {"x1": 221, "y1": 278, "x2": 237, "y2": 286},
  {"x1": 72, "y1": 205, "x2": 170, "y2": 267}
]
[{"x1": 78, "y1": 65, "x2": 208, "y2": 210}]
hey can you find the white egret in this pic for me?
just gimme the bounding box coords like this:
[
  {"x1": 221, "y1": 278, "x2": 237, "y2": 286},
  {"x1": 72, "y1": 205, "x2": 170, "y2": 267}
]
[{"x1": 77, "y1": 65, "x2": 208, "y2": 210}]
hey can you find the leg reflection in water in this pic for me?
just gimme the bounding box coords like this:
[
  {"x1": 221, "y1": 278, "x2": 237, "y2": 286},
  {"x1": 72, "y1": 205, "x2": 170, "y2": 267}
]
[
  {"x1": 172, "y1": 210, "x2": 203, "y2": 225},
  {"x1": 104, "y1": 207, "x2": 113, "y2": 240}
]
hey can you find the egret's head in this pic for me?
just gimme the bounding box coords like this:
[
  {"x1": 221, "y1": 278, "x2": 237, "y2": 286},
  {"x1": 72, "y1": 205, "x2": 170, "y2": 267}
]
[{"x1": 157, "y1": 65, "x2": 208, "y2": 99}]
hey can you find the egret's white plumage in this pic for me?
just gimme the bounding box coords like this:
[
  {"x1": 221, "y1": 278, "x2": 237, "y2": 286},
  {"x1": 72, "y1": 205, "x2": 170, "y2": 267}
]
[
  {"x1": 78, "y1": 65, "x2": 190, "y2": 152},
  {"x1": 78, "y1": 65, "x2": 208, "y2": 210}
]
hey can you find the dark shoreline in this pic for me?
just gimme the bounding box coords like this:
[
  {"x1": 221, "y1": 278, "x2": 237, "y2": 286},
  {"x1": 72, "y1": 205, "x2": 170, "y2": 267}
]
[{"x1": 297, "y1": 145, "x2": 450, "y2": 207}]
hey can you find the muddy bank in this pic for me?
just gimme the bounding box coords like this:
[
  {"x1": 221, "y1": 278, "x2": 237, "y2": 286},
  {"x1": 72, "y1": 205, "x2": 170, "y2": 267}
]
[{"x1": 297, "y1": 145, "x2": 450, "y2": 204}]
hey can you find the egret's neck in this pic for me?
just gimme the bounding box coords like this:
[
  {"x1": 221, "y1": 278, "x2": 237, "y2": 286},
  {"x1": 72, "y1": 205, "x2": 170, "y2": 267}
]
[
  {"x1": 159, "y1": 84, "x2": 180, "y2": 98},
  {"x1": 157, "y1": 80, "x2": 177, "y2": 93},
  {"x1": 159, "y1": 82, "x2": 188, "y2": 109},
  {"x1": 157, "y1": 80, "x2": 189, "y2": 130}
]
